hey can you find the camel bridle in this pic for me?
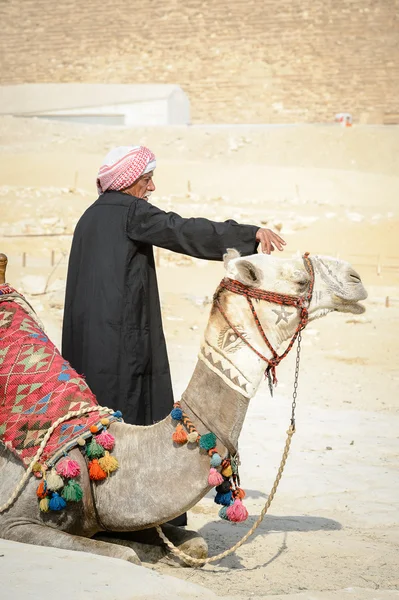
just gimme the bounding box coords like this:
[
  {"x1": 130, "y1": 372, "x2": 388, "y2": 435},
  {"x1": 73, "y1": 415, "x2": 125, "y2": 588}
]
[{"x1": 214, "y1": 252, "x2": 314, "y2": 399}]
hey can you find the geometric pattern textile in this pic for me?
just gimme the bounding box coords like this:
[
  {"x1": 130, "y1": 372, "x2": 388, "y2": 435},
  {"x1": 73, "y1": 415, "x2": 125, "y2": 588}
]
[{"x1": 0, "y1": 288, "x2": 116, "y2": 467}]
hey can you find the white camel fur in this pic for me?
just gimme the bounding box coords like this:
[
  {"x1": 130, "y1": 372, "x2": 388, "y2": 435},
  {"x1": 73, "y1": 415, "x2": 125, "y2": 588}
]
[{"x1": 0, "y1": 250, "x2": 367, "y2": 564}]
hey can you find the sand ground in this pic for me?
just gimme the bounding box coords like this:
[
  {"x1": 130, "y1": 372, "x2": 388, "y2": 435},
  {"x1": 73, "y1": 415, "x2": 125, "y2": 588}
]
[{"x1": 0, "y1": 117, "x2": 398, "y2": 599}]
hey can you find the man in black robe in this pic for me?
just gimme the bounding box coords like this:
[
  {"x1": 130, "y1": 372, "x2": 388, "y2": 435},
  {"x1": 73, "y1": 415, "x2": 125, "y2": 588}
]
[{"x1": 62, "y1": 145, "x2": 285, "y2": 425}]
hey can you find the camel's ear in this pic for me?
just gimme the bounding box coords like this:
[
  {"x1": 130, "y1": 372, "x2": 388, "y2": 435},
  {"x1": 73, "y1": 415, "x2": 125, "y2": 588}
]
[
  {"x1": 223, "y1": 248, "x2": 241, "y2": 269},
  {"x1": 235, "y1": 259, "x2": 264, "y2": 287}
]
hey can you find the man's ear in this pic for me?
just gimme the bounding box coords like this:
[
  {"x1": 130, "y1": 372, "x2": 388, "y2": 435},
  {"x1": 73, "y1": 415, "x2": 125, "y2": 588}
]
[{"x1": 235, "y1": 259, "x2": 263, "y2": 287}]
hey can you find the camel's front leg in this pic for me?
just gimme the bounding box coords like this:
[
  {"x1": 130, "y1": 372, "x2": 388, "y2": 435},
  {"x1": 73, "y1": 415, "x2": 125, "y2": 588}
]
[{"x1": 3, "y1": 522, "x2": 141, "y2": 564}]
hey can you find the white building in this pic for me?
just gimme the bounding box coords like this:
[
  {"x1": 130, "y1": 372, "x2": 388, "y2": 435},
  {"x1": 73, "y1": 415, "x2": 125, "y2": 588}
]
[{"x1": 0, "y1": 84, "x2": 190, "y2": 126}]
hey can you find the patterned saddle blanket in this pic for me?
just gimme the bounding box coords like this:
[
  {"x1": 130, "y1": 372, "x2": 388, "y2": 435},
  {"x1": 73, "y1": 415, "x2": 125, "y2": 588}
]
[{"x1": 0, "y1": 285, "x2": 116, "y2": 468}]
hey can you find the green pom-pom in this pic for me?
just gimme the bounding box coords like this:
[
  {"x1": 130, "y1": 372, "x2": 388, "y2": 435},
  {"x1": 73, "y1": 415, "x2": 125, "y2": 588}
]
[
  {"x1": 86, "y1": 438, "x2": 105, "y2": 459},
  {"x1": 61, "y1": 479, "x2": 83, "y2": 502},
  {"x1": 218, "y1": 506, "x2": 229, "y2": 520},
  {"x1": 199, "y1": 432, "x2": 217, "y2": 451}
]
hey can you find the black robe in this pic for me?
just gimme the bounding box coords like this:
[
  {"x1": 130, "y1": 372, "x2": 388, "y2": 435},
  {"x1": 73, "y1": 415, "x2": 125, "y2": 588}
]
[{"x1": 62, "y1": 191, "x2": 258, "y2": 426}]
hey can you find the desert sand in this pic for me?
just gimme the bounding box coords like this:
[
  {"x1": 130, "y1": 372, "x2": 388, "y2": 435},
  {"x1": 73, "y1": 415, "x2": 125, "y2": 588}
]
[{"x1": 0, "y1": 116, "x2": 398, "y2": 599}]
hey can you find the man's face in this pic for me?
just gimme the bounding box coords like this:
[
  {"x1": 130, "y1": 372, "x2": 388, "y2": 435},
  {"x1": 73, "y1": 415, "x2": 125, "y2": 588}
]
[{"x1": 123, "y1": 171, "x2": 156, "y2": 200}]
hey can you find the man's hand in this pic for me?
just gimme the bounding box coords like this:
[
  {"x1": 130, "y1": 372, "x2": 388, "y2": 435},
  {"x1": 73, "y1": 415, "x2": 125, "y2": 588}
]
[{"x1": 255, "y1": 228, "x2": 286, "y2": 254}]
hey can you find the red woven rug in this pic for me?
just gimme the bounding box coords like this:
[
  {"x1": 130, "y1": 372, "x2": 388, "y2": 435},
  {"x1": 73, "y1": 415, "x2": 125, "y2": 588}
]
[{"x1": 0, "y1": 286, "x2": 116, "y2": 468}]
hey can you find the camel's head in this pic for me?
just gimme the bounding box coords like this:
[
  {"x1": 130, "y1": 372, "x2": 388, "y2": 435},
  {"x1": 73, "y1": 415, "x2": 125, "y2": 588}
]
[
  {"x1": 200, "y1": 250, "x2": 367, "y2": 399},
  {"x1": 223, "y1": 249, "x2": 367, "y2": 321}
]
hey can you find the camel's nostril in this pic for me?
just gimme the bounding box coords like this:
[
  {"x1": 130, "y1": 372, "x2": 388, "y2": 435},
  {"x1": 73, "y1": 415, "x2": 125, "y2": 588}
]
[{"x1": 349, "y1": 271, "x2": 361, "y2": 284}]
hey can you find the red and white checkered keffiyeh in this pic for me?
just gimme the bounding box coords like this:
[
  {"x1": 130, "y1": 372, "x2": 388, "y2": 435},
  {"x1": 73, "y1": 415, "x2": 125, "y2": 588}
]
[{"x1": 96, "y1": 145, "x2": 156, "y2": 194}]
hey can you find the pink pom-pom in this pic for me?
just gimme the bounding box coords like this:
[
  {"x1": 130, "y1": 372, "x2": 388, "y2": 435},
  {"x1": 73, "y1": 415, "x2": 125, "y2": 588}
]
[
  {"x1": 226, "y1": 499, "x2": 249, "y2": 522},
  {"x1": 95, "y1": 429, "x2": 115, "y2": 451},
  {"x1": 56, "y1": 457, "x2": 81, "y2": 478},
  {"x1": 208, "y1": 468, "x2": 224, "y2": 487}
]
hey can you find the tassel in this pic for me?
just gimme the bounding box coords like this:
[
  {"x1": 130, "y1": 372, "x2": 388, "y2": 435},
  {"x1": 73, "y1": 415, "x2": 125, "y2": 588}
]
[
  {"x1": 61, "y1": 479, "x2": 83, "y2": 502},
  {"x1": 56, "y1": 456, "x2": 81, "y2": 478},
  {"x1": 172, "y1": 424, "x2": 188, "y2": 444},
  {"x1": 98, "y1": 451, "x2": 119, "y2": 475},
  {"x1": 218, "y1": 506, "x2": 229, "y2": 520},
  {"x1": 199, "y1": 432, "x2": 217, "y2": 451},
  {"x1": 234, "y1": 487, "x2": 246, "y2": 500},
  {"x1": 36, "y1": 480, "x2": 48, "y2": 499},
  {"x1": 95, "y1": 429, "x2": 115, "y2": 451},
  {"x1": 49, "y1": 492, "x2": 67, "y2": 511},
  {"x1": 86, "y1": 438, "x2": 105, "y2": 459},
  {"x1": 32, "y1": 462, "x2": 43, "y2": 478},
  {"x1": 187, "y1": 431, "x2": 199, "y2": 444},
  {"x1": 216, "y1": 480, "x2": 231, "y2": 494},
  {"x1": 170, "y1": 407, "x2": 183, "y2": 420},
  {"x1": 46, "y1": 468, "x2": 64, "y2": 491},
  {"x1": 210, "y1": 453, "x2": 222, "y2": 468},
  {"x1": 221, "y1": 464, "x2": 233, "y2": 478},
  {"x1": 226, "y1": 499, "x2": 249, "y2": 522},
  {"x1": 39, "y1": 497, "x2": 50, "y2": 512},
  {"x1": 208, "y1": 468, "x2": 224, "y2": 487},
  {"x1": 214, "y1": 491, "x2": 233, "y2": 506},
  {"x1": 88, "y1": 459, "x2": 107, "y2": 481}
]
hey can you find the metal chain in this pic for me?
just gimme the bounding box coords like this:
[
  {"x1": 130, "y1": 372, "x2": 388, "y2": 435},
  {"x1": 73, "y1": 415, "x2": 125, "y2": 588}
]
[{"x1": 291, "y1": 331, "x2": 302, "y2": 429}]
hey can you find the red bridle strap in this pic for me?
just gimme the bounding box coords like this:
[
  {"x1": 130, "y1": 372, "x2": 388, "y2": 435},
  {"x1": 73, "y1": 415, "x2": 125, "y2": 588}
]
[{"x1": 213, "y1": 253, "x2": 314, "y2": 386}]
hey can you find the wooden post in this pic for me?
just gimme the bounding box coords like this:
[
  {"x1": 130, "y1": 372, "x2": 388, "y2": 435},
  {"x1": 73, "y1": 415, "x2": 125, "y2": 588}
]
[
  {"x1": 22, "y1": 252, "x2": 26, "y2": 268},
  {"x1": 0, "y1": 253, "x2": 7, "y2": 284},
  {"x1": 385, "y1": 296, "x2": 390, "y2": 308},
  {"x1": 51, "y1": 250, "x2": 55, "y2": 267}
]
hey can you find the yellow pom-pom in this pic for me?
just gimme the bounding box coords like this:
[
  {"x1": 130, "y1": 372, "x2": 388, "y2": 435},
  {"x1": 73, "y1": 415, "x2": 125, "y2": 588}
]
[
  {"x1": 39, "y1": 497, "x2": 50, "y2": 512},
  {"x1": 98, "y1": 451, "x2": 119, "y2": 475},
  {"x1": 221, "y1": 465, "x2": 233, "y2": 478},
  {"x1": 31, "y1": 461, "x2": 42, "y2": 473},
  {"x1": 100, "y1": 418, "x2": 110, "y2": 427}
]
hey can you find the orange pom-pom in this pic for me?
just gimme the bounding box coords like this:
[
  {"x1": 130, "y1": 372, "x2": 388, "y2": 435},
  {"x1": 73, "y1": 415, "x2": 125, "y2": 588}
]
[
  {"x1": 88, "y1": 459, "x2": 107, "y2": 481},
  {"x1": 234, "y1": 487, "x2": 246, "y2": 500},
  {"x1": 90, "y1": 425, "x2": 99, "y2": 434},
  {"x1": 172, "y1": 424, "x2": 188, "y2": 444},
  {"x1": 36, "y1": 480, "x2": 48, "y2": 498}
]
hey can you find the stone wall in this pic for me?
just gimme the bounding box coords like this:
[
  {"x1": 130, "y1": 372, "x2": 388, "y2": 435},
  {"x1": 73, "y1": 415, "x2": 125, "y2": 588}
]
[{"x1": 1, "y1": 0, "x2": 398, "y2": 123}]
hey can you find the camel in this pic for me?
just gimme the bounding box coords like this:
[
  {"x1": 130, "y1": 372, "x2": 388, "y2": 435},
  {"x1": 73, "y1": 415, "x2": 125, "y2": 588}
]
[{"x1": 0, "y1": 250, "x2": 367, "y2": 565}]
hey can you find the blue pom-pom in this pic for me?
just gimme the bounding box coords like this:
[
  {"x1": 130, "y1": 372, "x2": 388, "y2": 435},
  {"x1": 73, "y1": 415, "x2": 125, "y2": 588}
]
[
  {"x1": 214, "y1": 491, "x2": 233, "y2": 506},
  {"x1": 218, "y1": 506, "x2": 229, "y2": 520},
  {"x1": 49, "y1": 492, "x2": 67, "y2": 511},
  {"x1": 112, "y1": 411, "x2": 123, "y2": 419},
  {"x1": 210, "y1": 453, "x2": 222, "y2": 468},
  {"x1": 171, "y1": 407, "x2": 183, "y2": 420}
]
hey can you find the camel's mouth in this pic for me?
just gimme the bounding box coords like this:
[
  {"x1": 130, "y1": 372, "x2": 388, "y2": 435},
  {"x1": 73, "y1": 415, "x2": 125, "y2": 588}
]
[{"x1": 333, "y1": 300, "x2": 366, "y2": 314}]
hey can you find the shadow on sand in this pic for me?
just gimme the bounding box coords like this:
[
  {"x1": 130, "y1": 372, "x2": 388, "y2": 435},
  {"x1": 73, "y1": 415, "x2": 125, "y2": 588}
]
[{"x1": 191, "y1": 495, "x2": 342, "y2": 570}]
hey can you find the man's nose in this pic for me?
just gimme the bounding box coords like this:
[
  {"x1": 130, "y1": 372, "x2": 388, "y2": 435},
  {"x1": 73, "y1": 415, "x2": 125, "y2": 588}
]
[{"x1": 148, "y1": 180, "x2": 156, "y2": 192}]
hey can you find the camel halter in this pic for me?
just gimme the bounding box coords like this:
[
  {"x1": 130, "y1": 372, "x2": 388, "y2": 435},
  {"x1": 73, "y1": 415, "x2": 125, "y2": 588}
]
[
  {"x1": 215, "y1": 252, "x2": 314, "y2": 395},
  {"x1": 156, "y1": 253, "x2": 315, "y2": 566}
]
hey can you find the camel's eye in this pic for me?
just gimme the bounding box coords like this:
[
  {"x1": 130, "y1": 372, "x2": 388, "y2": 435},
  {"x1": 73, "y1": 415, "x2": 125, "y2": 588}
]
[
  {"x1": 292, "y1": 270, "x2": 309, "y2": 288},
  {"x1": 218, "y1": 327, "x2": 246, "y2": 353}
]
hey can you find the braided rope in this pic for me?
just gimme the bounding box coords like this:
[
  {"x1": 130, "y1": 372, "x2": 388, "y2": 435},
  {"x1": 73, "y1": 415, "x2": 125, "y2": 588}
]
[
  {"x1": 0, "y1": 405, "x2": 114, "y2": 513},
  {"x1": 156, "y1": 425, "x2": 295, "y2": 566}
]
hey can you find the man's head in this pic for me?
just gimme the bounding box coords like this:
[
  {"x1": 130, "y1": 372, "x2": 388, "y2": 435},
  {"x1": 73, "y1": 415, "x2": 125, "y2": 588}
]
[{"x1": 96, "y1": 145, "x2": 156, "y2": 200}]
